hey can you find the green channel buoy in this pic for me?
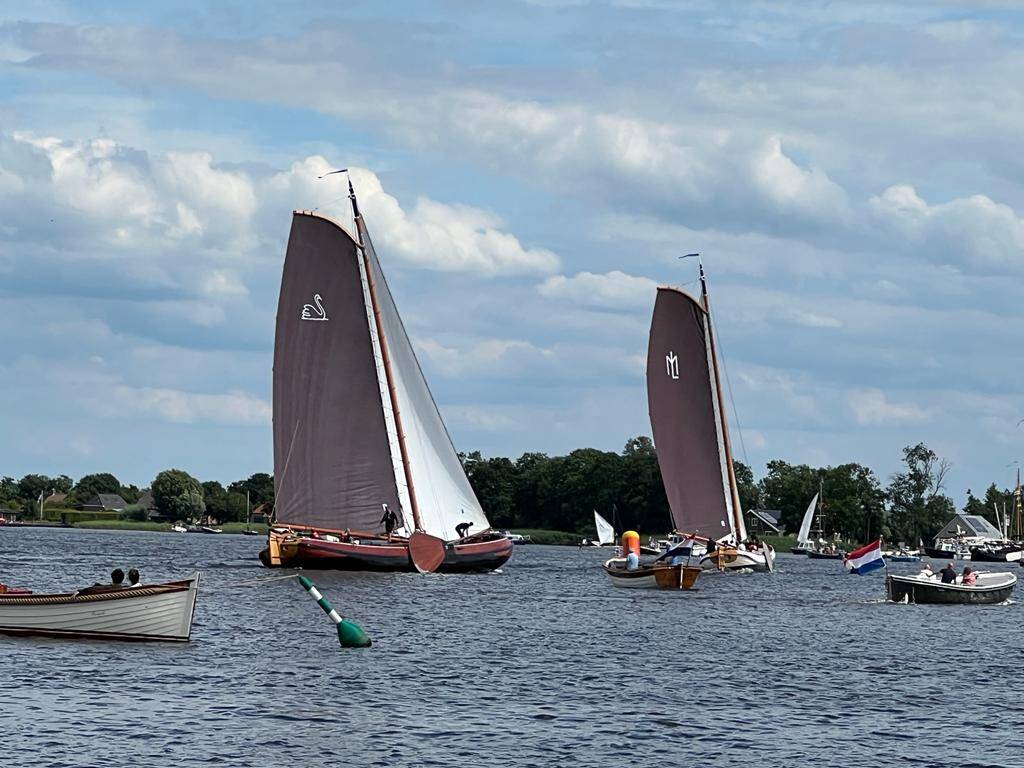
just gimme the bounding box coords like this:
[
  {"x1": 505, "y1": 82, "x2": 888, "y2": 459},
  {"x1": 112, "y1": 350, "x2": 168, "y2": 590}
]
[{"x1": 297, "y1": 574, "x2": 372, "y2": 648}]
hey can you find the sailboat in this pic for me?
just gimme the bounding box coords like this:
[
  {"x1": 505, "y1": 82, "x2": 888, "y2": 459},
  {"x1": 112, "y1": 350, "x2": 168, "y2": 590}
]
[
  {"x1": 259, "y1": 179, "x2": 513, "y2": 573},
  {"x1": 592, "y1": 510, "x2": 615, "y2": 546},
  {"x1": 645, "y1": 261, "x2": 775, "y2": 573},
  {"x1": 791, "y1": 490, "x2": 819, "y2": 555}
]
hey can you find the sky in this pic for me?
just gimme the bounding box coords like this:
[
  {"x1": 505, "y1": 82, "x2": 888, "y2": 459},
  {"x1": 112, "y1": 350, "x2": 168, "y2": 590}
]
[{"x1": 0, "y1": 1, "x2": 1022, "y2": 500}]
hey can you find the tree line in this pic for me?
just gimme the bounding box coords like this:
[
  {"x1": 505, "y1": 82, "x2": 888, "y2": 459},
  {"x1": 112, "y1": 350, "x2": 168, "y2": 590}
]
[
  {"x1": 3, "y1": 440, "x2": 1015, "y2": 542},
  {"x1": 463, "y1": 439, "x2": 1018, "y2": 545},
  {"x1": 0, "y1": 470, "x2": 273, "y2": 523}
]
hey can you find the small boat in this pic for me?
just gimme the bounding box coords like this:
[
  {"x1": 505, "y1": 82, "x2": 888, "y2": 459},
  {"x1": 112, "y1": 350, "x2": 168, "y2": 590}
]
[
  {"x1": 603, "y1": 557, "x2": 700, "y2": 590},
  {"x1": 887, "y1": 571, "x2": 1015, "y2": 605},
  {"x1": 886, "y1": 550, "x2": 921, "y2": 563},
  {"x1": 923, "y1": 542, "x2": 971, "y2": 560},
  {"x1": 645, "y1": 263, "x2": 774, "y2": 574},
  {"x1": 792, "y1": 489, "x2": 820, "y2": 555},
  {"x1": 593, "y1": 510, "x2": 616, "y2": 547},
  {"x1": 807, "y1": 549, "x2": 844, "y2": 560},
  {"x1": 242, "y1": 529, "x2": 260, "y2": 536},
  {"x1": 200, "y1": 526, "x2": 223, "y2": 535},
  {"x1": 171, "y1": 524, "x2": 188, "y2": 533},
  {"x1": 968, "y1": 542, "x2": 1023, "y2": 563},
  {"x1": 0, "y1": 573, "x2": 200, "y2": 641}
]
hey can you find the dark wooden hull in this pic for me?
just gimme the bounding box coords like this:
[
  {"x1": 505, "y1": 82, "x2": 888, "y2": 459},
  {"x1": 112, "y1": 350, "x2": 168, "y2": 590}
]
[
  {"x1": 887, "y1": 574, "x2": 1016, "y2": 605},
  {"x1": 260, "y1": 532, "x2": 513, "y2": 573},
  {"x1": 968, "y1": 545, "x2": 1023, "y2": 563}
]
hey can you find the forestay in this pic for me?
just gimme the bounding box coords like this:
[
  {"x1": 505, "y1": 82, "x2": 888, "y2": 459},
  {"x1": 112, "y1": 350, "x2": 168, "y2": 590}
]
[
  {"x1": 646, "y1": 287, "x2": 736, "y2": 540},
  {"x1": 357, "y1": 218, "x2": 491, "y2": 541}
]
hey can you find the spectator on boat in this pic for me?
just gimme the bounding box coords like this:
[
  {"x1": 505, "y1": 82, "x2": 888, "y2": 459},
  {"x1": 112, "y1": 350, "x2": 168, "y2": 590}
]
[
  {"x1": 625, "y1": 550, "x2": 639, "y2": 571},
  {"x1": 939, "y1": 562, "x2": 957, "y2": 584},
  {"x1": 127, "y1": 568, "x2": 142, "y2": 588},
  {"x1": 380, "y1": 504, "x2": 399, "y2": 539},
  {"x1": 455, "y1": 521, "x2": 474, "y2": 539},
  {"x1": 111, "y1": 568, "x2": 125, "y2": 587},
  {"x1": 961, "y1": 567, "x2": 977, "y2": 586},
  {"x1": 918, "y1": 562, "x2": 934, "y2": 580}
]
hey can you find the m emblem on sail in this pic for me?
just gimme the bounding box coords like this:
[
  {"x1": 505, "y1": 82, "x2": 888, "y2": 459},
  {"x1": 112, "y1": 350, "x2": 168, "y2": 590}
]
[
  {"x1": 665, "y1": 351, "x2": 679, "y2": 379},
  {"x1": 301, "y1": 294, "x2": 328, "y2": 321}
]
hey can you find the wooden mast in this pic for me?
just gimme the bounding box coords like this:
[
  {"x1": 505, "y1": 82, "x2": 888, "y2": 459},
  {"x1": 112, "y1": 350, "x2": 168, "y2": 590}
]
[
  {"x1": 350, "y1": 180, "x2": 423, "y2": 533},
  {"x1": 700, "y1": 260, "x2": 744, "y2": 540}
]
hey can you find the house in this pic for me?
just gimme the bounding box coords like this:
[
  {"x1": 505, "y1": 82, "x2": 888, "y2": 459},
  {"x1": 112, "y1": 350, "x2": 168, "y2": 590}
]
[
  {"x1": 43, "y1": 492, "x2": 67, "y2": 508},
  {"x1": 0, "y1": 508, "x2": 17, "y2": 523},
  {"x1": 136, "y1": 490, "x2": 155, "y2": 511},
  {"x1": 250, "y1": 503, "x2": 270, "y2": 524},
  {"x1": 746, "y1": 508, "x2": 783, "y2": 535},
  {"x1": 80, "y1": 494, "x2": 128, "y2": 512},
  {"x1": 933, "y1": 514, "x2": 1002, "y2": 542}
]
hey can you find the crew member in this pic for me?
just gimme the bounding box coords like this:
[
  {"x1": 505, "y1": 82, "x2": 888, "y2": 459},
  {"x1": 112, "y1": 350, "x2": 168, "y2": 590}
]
[
  {"x1": 380, "y1": 504, "x2": 399, "y2": 539},
  {"x1": 455, "y1": 521, "x2": 474, "y2": 539}
]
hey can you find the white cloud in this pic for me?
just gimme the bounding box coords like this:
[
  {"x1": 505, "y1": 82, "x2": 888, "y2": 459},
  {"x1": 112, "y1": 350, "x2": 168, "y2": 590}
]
[
  {"x1": 870, "y1": 184, "x2": 1024, "y2": 274},
  {"x1": 537, "y1": 270, "x2": 656, "y2": 308},
  {"x1": 848, "y1": 387, "x2": 930, "y2": 426}
]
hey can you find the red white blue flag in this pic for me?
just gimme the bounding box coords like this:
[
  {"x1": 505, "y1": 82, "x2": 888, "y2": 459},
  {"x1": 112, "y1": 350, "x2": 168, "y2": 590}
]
[{"x1": 844, "y1": 538, "x2": 884, "y2": 575}]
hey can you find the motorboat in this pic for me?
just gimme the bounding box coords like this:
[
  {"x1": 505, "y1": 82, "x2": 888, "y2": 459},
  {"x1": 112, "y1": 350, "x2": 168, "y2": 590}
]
[
  {"x1": 967, "y1": 541, "x2": 1023, "y2": 563},
  {"x1": 0, "y1": 573, "x2": 200, "y2": 641},
  {"x1": 887, "y1": 571, "x2": 1015, "y2": 605},
  {"x1": 171, "y1": 524, "x2": 188, "y2": 533},
  {"x1": 603, "y1": 557, "x2": 701, "y2": 590}
]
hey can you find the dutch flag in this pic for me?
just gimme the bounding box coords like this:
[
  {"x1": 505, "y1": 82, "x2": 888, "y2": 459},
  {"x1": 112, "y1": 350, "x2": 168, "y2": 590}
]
[{"x1": 844, "y1": 538, "x2": 885, "y2": 575}]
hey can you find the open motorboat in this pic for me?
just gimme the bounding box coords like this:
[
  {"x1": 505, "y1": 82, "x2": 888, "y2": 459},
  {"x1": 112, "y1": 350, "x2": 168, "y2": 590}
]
[
  {"x1": 0, "y1": 573, "x2": 200, "y2": 641},
  {"x1": 887, "y1": 570, "x2": 1016, "y2": 605},
  {"x1": 645, "y1": 263, "x2": 774, "y2": 574},
  {"x1": 603, "y1": 557, "x2": 701, "y2": 590}
]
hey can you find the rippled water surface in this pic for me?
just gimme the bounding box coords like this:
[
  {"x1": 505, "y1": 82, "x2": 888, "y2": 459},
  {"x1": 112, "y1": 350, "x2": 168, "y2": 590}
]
[{"x1": 2, "y1": 528, "x2": 1022, "y2": 767}]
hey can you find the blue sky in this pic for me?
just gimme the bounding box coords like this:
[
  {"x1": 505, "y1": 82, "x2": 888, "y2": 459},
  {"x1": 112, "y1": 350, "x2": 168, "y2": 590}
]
[{"x1": 1, "y1": 1, "x2": 1022, "y2": 499}]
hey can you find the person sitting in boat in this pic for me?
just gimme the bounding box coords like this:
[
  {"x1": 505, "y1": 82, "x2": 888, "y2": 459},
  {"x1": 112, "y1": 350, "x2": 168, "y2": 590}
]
[
  {"x1": 455, "y1": 521, "x2": 474, "y2": 539},
  {"x1": 961, "y1": 567, "x2": 977, "y2": 586},
  {"x1": 380, "y1": 504, "x2": 399, "y2": 540},
  {"x1": 127, "y1": 568, "x2": 142, "y2": 588},
  {"x1": 746, "y1": 535, "x2": 761, "y2": 552},
  {"x1": 77, "y1": 568, "x2": 126, "y2": 595},
  {"x1": 625, "y1": 550, "x2": 640, "y2": 571},
  {"x1": 939, "y1": 562, "x2": 957, "y2": 584},
  {"x1": 918, "y1": 562, "x2": 934, "y2": 580}
]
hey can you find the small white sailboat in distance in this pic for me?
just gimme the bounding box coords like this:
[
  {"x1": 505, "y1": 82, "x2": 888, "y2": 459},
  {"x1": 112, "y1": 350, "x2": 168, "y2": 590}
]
[
  {"x1": 792, "y1": 491, "x2": 819, "y2": 555},
  {"x1": 593, "y1": 510, "x2": 615, "y2": 546}
]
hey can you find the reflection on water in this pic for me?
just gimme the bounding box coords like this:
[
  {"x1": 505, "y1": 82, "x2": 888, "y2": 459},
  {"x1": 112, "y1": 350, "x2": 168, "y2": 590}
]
[{"x1": 1, "y1": 528, "x2": 1020, "y2": 767}]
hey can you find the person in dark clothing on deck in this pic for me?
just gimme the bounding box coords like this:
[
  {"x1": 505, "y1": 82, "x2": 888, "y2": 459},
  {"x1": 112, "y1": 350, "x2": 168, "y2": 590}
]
[
  {"x1": 380, "y1": 504, "x2": 399, "y2": 539},
  {"x1": 455, "y1": 522, "x2": 473, "y2": 539},
  {"x1": 939, "y1": 562, "x2": 957, "y2": 584}
]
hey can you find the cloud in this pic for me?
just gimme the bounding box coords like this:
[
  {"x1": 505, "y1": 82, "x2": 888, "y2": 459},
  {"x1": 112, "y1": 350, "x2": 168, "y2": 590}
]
[
  {"x1": 847, "y1": 387, "x2": 930, "y2": 426},
  {"x1": 537, "y1": 270, "x2": 656, "y2": 308},
  {"x1": 870, "y1": 184, "x2": 1024, "y2": 275}
]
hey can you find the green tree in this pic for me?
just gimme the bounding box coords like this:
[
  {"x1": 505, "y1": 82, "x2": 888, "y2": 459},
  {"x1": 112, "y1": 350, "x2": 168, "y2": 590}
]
[
  {"x1": 759, "y1": 461, "x2": 820, "y2": 533},
  {"x1": 463, "y1": 452, "x2": 516, "y2": 528},
  {"x1": 152, "y1": 469, "x2": 205, "y2": 521},
  {"x1": 733, "y1": 460, "x2": 760, "y2": 513},
  {"x1": 886, "y1": 443, "x2": 955, "y2": 544},
  {"x1": 228, "y1": 473, "x2": 274, "y2": 507},
  {"x1": 71, "y1": 473, "x2": 121, "y2": 503},
  {"x1": 17, "y1": 474, "x2": 55, "y2": 504}
]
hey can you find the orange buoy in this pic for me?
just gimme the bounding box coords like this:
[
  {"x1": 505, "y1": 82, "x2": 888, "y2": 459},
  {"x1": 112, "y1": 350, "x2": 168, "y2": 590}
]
[{"x1": 621, "y1": 530, "x2": 640, "y2": 557}]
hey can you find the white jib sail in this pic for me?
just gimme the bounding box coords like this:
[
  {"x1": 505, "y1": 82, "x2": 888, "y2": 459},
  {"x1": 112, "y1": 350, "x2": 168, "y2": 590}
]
[
  {"x1": 361, "y1": 223, "x2": 490, "y2": 541},
  {"x1": 594, "y1": 511, "x2": 615, "y2": 546},
  {"x1": 797, "y1": 493, "x2": 819, "y2": 546}
]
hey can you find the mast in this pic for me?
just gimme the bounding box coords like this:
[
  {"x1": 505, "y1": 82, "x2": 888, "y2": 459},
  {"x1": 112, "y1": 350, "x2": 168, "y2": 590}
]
[
  {"x1": 350, "y1": 179, "x2": 423, "y2": 532},
  {"x1": 700, "y1": 260, "x2": 744, "y2": 541}
]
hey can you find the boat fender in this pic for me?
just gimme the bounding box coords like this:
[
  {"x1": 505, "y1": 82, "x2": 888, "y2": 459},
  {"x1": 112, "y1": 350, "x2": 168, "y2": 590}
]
[
  {"x1": 621, "y1": 530, "x2": 640, "y2": 558},
  {"x1": 297, "y1": 575, "x2": 372, "y2": 648}
]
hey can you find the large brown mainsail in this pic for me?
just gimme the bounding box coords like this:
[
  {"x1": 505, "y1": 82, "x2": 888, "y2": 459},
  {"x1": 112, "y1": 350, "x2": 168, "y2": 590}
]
[
  {"x1": 646, "y1": 286, "x2": 734, "y2": 539},
  {"x1": 272, "y1": 212, "x2": 401, "y2": 530}
]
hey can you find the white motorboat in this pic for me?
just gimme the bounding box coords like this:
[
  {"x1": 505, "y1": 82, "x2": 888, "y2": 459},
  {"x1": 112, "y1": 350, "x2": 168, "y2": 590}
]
[{"x1": 0, "y1": 573, "x2": 200, "y2": 642}]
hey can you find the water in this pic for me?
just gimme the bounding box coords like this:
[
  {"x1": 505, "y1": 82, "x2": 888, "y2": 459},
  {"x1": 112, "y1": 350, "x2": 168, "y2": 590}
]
[{"x1": 2, "y1": 528, "x2": 1021, "y2": 767}]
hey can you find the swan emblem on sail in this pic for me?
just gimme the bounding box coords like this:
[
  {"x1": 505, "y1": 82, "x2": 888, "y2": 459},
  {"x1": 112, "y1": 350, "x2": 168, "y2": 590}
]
[{"x1": 301, "y1": 294, "x2": 328, "y2": 321}]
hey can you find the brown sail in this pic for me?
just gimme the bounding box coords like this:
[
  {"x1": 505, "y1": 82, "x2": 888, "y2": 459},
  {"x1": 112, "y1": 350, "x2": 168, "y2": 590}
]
[
  {"x1": 646, "y1": 286, "x2": 734, "y2": 539},
  {"x1": 272, "y1": 212, "x2": 401, "y2": 531}
]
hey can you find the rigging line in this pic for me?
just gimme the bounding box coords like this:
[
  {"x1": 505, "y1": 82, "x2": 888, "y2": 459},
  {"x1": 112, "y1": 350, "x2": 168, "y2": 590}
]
[{"x1": 709, "y1": 305, "x2": 749, "y2": 468}]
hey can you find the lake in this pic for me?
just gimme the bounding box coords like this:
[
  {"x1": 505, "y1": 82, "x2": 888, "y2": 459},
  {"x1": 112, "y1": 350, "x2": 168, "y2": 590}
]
[{"x1": 2, "y1": 528, "x2": 1020, "y2": 767}]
